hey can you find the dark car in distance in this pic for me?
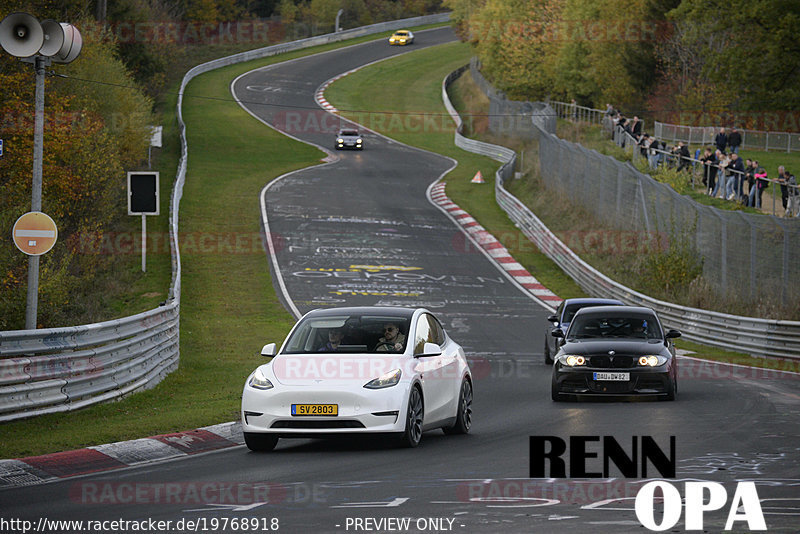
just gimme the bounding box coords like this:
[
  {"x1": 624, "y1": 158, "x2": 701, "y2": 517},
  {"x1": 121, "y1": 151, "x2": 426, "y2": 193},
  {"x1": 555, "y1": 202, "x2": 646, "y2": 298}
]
[
  {"x1": 550, "y1": 306, "x2": 681, "y2": 401},
  {"x1": 543, "y1": 298, "x2": 625, "y2": 364}
]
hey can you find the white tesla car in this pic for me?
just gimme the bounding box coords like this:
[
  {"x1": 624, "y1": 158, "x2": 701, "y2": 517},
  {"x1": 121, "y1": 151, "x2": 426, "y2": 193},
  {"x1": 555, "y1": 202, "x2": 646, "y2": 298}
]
[{"x1": 241, "y1": 307, "x2": 473, "y2": 451}]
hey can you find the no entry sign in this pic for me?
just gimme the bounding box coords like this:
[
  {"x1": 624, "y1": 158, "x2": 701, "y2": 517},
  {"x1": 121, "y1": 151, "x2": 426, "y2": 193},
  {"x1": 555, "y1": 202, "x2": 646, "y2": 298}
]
[{"x1": 13, "y1": 211, "x2": 58, "y2": 256}]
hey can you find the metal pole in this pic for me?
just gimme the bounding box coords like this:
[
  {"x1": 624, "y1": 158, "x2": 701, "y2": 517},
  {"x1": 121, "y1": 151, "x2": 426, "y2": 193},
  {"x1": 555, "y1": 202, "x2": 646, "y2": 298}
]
[
  {"x1": 25, "y1": 56, "x2": 47, "y2": 330},
  {"x1": 142, "y1": 214, "x2": 147, "y2": 272},
  {"x1": 335, "y1": 9, "x2": 343, "y2": 32}
]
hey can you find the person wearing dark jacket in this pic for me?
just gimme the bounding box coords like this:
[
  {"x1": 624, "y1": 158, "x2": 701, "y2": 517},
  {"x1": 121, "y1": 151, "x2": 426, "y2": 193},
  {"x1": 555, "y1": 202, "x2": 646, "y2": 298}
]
[
  {"x1": 714, "y1": 127, "x2": 728, "y2": 154},
  {"x1": 631, "y1": 116, "x2": 642, "y2": 137},
  {"x1": 726, "y1": 152, "x2": 745, "y2": 201},
  {"x1": 700, "y1": 148, "x2": 717, "y2": 190},
  {"x1": 777, "y1": 166, "x2": 794, "y2": 211},
  {"x1": 727, "y1": 128, "x2": 742, "y2": 154},
  {"x1": 675, "y1": 141, "x2": 691, "y2": 172}
]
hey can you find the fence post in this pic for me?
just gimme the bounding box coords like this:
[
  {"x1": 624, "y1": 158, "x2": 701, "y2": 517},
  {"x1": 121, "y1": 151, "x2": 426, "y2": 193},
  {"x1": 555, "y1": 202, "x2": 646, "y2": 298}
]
[
  {"x1": 782, "y1": 220, "x2": 789, "y2": 306},
  {"x1": 750, "y1": 221, "x2": 757, "y2": 300},
  {"x1": 720, "y1": 212, "x2": 727, "y2": 293}
]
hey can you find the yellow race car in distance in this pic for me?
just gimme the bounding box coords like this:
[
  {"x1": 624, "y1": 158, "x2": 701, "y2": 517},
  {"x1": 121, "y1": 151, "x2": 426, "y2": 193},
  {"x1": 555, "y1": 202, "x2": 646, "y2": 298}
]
[{"x1": 388, "y1": 30, "x2": 414, "y2": 45}]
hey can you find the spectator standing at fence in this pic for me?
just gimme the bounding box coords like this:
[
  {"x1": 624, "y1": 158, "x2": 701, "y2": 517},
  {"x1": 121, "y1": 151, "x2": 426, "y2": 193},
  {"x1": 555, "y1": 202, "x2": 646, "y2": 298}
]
[
  {"x1": 647, "y1": 136, "x2": 661, "y2": 169},
  {"x1": 777, "y1": 166, "x2": 794, "y2": 213},
  {"x1": 728, "y1": 127, "x2": 742, "y2": 154},
  {"x1": 713, "y1": 151, "x2": 730, "y2": 198},
  {"x1": 605, "y1": 103, "x2": 615, "y2": 116},
  {"x1": 675, "y1": 141, "x2": 691, "y2": 173},
  {"x1": 744, "y1": 159, "x2": 755, "y2": 205},
  {"x1": 787, "y1": 173, "x2": 799, "y2": 217},
  {"x1": 631, "y1": 116, "x2": 642, "y2": 138},
  {"x1": 701, "y1": 148, "x2": 717, "y2": 190},
  {"x1": 570, "y1": 99, "x2": 577, "y2": 121},
  {"x1": 750, "y1": 161, "x2": 768, "y2": 208},
  {"x1": 714, "y1": 127, "x2": 728, "y2": 154},
  {"x1": 639, "y1": 133, "x2": 651, "y2": 157},
  {"x1": 726, "y1": 152, "x2": 745, "y2": 201}
]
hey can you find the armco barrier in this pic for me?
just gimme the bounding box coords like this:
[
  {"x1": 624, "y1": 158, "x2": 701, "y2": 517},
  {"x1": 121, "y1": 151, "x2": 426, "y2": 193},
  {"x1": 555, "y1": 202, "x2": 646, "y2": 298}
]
[
  {"x1": 443, "y1": 66, "x2": 800, "y2": 360},
  {"x1": 0, "y1": 14, "x2": 451, "y2": 423}
]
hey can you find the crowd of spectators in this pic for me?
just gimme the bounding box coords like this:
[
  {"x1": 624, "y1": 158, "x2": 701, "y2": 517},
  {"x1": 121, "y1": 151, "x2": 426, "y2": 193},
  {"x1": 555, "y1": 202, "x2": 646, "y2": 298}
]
[{"x1": 604, "y1": 105, "x2": 799, "y2": 217}]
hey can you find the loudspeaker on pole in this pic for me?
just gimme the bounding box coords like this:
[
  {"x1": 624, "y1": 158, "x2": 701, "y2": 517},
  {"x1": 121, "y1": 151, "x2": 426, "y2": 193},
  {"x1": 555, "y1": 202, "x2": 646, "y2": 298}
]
[
  {"x1": 0, "y1": 12, "x2": 44, "y2": 58},
  {"x1": 37, "y1": 20, "x2": 65, "y2": 57},
  {"x1": 0, "y1": 13, "x2": 81, "y2": 62}
]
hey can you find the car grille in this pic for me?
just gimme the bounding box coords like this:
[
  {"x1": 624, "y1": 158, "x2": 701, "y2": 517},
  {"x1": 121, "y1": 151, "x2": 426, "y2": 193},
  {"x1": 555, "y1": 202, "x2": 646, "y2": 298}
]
[
  {"x1": 588, "y1": 355, "x2": 637, "y2": 368},
  {"x1": 271, "y1": 420, "x2": 365, "y2": 429}
]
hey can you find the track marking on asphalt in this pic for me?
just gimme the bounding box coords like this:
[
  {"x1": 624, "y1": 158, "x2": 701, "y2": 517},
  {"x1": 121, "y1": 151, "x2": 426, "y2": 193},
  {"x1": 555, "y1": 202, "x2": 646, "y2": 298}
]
[
  {"x1": 311, "y1": 55, "x2": 562, "y2": 314},
  {"x1": 183, "y1": 503, "x2": 269, "y2": 513},
  {"x1": 331, "y1": 497, "x2": 409, "y2": 508}
]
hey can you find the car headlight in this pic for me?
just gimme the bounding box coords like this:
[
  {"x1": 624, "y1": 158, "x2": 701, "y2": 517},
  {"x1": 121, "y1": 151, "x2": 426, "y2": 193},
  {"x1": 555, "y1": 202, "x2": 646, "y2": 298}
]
[
  {"x1": 557, "y1": 354, "x2": 586, "y2": 366},
  {"x1": 638, "y1": 355, "x2": 668, "y2": 367},
  {"x1": 364, "y1": 368, "x2": 401, "y2": 389},
  {"x1": 249, "y1": 368, "x2": 274, "y2": 390},
  {"x1": 356, "y1": 139, "x2": 362, "y2": 143},
  {"x1": 337, "y1": 138, "x2": 344, "y2": 143}
]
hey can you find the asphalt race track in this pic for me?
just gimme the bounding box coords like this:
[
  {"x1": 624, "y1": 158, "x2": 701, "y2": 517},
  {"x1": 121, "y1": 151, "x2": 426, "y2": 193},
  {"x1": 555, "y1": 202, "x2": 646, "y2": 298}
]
[{"x1": 2, "y1": 26, "x2": 799, "y2": 534}]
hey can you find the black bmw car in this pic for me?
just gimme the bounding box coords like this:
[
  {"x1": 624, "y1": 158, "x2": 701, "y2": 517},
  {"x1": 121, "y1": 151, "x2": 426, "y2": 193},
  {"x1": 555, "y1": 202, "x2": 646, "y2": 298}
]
[
  {"x1": 550, "y1": 306, "x2": 681, "y2": 401},
  {"x1": 543, "y1": 297, "x2": 625, "y2": 364}
]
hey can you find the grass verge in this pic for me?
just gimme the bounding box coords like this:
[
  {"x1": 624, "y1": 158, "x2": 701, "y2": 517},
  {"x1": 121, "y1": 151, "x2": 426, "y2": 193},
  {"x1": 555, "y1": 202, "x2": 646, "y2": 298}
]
[{"x1": 0, "y1": 24, "x2": 447, "y2": 460}]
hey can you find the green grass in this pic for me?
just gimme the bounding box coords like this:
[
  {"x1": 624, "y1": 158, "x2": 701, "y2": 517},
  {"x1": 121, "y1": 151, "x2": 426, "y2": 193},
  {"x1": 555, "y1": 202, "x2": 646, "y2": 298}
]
[
  {"x1": 0, "y1": 24, "x2": 447, "y2": 460},
  {"x1": 325, "y1": 42, "x2": 587, "y2": 301}
]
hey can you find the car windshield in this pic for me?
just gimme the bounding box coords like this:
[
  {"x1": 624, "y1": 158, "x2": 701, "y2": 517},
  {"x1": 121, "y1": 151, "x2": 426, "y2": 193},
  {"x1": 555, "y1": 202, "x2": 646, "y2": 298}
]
[
  {"x1": 282, "y1": 314, "x2": 410, "y2": 354},
  {"x1": 395, "y1": 31, "x2": 408, "y2": 36},
  {"x1": 563, "y1": 302, "x2": 617, "y2": 323},
  {"x1": 339, "y1": 130, "x2": 358, "y2": 136},
  {"x1": 566, "y1": 315, "x2": 662, "y2": 340}
]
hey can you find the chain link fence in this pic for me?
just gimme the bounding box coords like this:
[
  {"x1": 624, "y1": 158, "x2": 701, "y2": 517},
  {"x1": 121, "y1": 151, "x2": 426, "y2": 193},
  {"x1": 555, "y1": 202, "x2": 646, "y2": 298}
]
[
  {"x1": 469, "y1": 58, "x2": 555, "y2": 138},
  {"x1": 655, "y1": 122, "x2": 800, "y2": 153},
  {"x1": 539, "y1": 128, "x2": 800, "y2": 304}
]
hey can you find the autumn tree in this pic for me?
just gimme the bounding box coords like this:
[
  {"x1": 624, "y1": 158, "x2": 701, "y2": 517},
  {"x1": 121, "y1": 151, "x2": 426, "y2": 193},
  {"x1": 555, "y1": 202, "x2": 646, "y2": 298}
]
[{"x1": 657, "y1": 0, "x2": 800, "y2": 124}]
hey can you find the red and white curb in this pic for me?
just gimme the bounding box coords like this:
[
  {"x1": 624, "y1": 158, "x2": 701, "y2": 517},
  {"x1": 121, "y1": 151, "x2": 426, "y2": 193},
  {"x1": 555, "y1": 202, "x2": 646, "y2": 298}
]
[
  {"x1": 0, "y1": 422, "x2": 244, "y2": 488},
  {"x1": 315, "y1": 68, "x2": 362, "y2": 112},
  {"x1": 429, "y1": 182, "x2": 562, "y2": 305}
]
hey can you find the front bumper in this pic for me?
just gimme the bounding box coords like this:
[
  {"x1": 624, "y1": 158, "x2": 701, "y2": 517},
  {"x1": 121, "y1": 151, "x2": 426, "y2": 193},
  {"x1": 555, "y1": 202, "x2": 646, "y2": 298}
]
[
  {"x1": 553, "y1": 364, "x2": 673, "y2": 396},
  {"x1": 242, "y1": 383, "x2": 408, "y2": 436},
  {"x1": 336, "y1": 141, "x2": 362, "y2": 150}
]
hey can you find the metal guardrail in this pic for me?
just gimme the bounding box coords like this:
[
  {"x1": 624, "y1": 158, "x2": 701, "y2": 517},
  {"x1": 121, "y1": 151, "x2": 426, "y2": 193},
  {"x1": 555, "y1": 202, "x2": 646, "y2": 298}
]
[
  {"x1": 0, "y1": 13, "x2": 451, "y2": 423},
  {"x1": 443, "y1": 67, "x2": 800, "y2": 360}
]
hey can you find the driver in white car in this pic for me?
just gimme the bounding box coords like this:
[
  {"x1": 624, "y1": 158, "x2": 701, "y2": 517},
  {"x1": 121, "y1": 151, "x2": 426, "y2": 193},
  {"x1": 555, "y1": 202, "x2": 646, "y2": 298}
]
[{"x1": 376, "y1": 323, "x2": 405, "y2": 352}]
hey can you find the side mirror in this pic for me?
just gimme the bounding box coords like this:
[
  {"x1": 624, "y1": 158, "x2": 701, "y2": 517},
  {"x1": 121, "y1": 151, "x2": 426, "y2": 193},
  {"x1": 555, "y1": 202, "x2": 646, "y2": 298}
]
[
  {"x1": 547, "y1": 314, "x2": 559, "y2": 323},
  {"x1": 261, "y1": 343, "x2": 276, "y2": 357},
  {"x1": 665, "y1": 329, "x2": 681, "y2": 339},
  {"x1": 416, "y1": 342, "x2": 442, "y2": 357},
  {"x1": 551, "y1": 328, "x2": 564, "y2": 338}
]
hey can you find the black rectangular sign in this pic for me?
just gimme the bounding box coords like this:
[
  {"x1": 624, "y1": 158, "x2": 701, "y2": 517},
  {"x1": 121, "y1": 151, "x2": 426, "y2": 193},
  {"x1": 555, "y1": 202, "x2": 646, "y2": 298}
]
[{"x1": 128, "y1": 172, "x2": 160, "y2": 215}]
